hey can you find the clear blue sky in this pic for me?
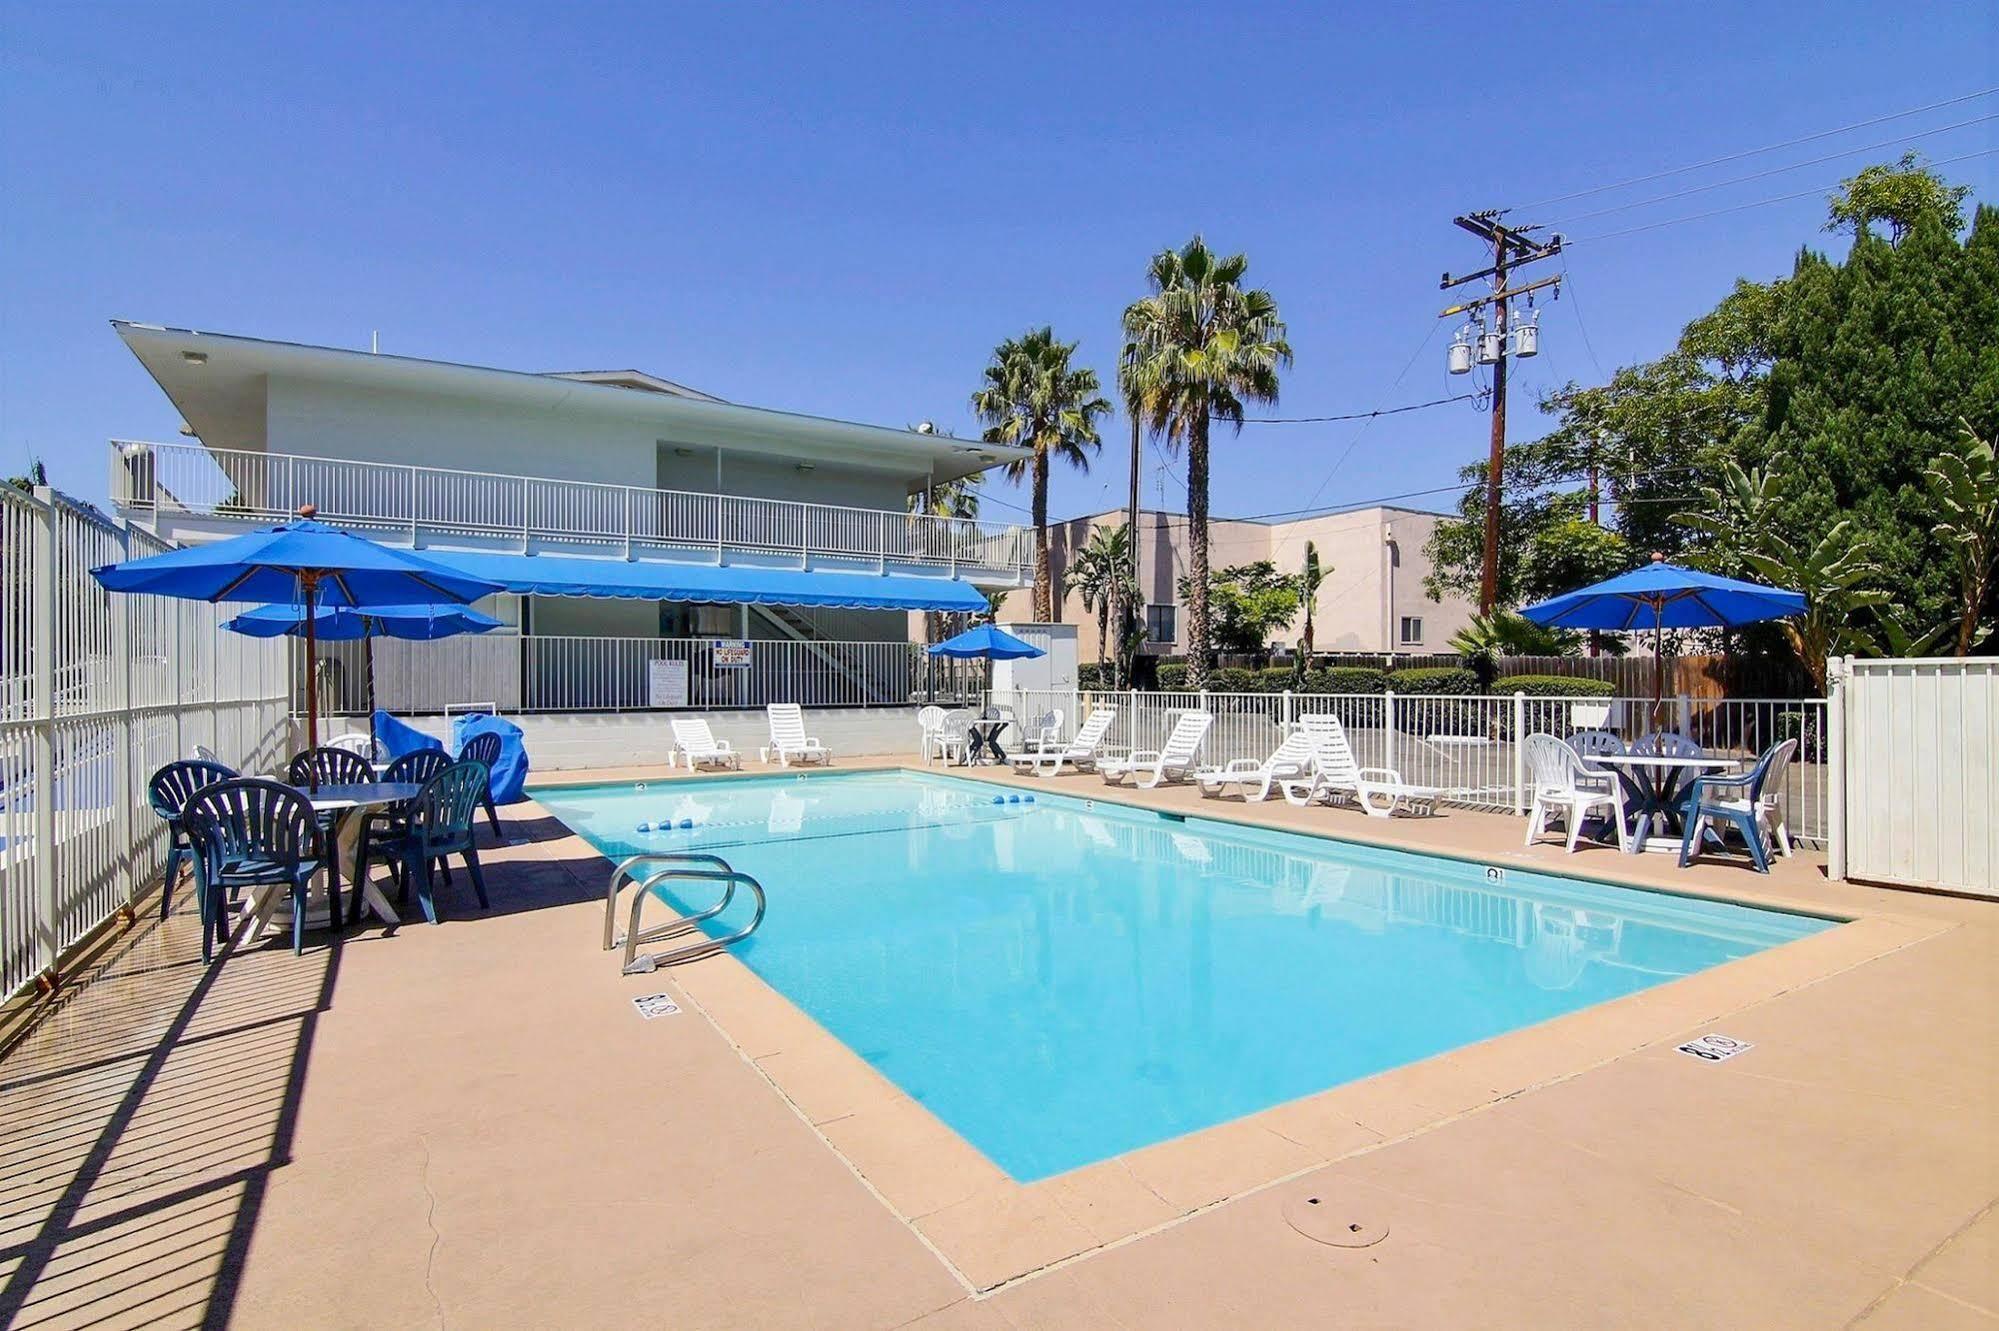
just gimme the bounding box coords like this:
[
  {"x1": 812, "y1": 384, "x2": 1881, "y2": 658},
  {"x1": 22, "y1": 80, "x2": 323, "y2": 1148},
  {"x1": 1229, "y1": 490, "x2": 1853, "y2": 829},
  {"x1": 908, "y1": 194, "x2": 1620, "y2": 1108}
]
[{"x1": 3, "y1": 3, "x2": 1994, "y2": 526}]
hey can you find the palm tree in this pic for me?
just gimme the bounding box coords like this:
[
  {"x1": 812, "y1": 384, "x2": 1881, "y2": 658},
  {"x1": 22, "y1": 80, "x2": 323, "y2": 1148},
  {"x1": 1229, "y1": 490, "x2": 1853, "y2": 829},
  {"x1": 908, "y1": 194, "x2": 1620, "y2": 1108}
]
[
  {"x1": 909, "y1": 472, "x2": 985, "y2": 643},
  {"x1": 1293, "y1": 541, "x2": 1328, "y2": 681},
  {"x1": 1072, "y1": 524, "x2": 1135, "y2": 687},
  {"x1": 971, "y1": 328, "x2": 1111, "y2": 621},
  {"x1": 1744, "y1": 521, "x2": 1892, "y2": 693},
  {"x1": 1121, "y1": 237, "x2": 1291, "y2": 688}
]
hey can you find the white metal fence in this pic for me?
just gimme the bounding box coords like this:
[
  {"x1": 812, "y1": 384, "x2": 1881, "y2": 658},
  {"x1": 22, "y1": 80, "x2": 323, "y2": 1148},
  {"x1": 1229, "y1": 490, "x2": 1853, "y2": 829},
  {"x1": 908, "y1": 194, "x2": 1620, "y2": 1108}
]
[
  {"x1": 1833, "y1": 655, "x2": 1997, "y2": 896},
  {"x1": 993, "y1": 685, "x2": 1831, "y2": 848},
  {"x1": 113, "y1": 439, "x2": 1032, "y2": 578},
  {"x1": 0, "y1": 486, "x2": 291, "y2": 1001},
  {"x1": 299, "y1": 634, "x2": 989, "y2": 715}
]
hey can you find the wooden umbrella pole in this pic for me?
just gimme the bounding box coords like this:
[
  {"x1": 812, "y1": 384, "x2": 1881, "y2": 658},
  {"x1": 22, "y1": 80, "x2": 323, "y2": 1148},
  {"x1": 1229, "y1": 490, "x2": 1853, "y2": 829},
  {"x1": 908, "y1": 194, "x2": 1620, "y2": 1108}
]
[{"x1": 302, "y1": 571, "x2": 321, "y2": 786}]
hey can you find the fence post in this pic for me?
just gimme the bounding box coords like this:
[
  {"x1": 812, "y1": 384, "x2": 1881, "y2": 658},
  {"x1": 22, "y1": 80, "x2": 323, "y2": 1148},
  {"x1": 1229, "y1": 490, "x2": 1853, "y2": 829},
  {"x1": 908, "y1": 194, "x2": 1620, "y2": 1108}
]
[
  {"x1": 1512, "y1": 691, "x2": 1528, "y2": 814},
  {"x1": 1384, "y1": 689, "x2": 1397, "y2": 777},
  {"x1": 1826, "y1": 656, "x2": 1846, "y2": 881},
  {"x1": 1281, "y1": 689, "x2": 1294, "y2": 732},
  {"x1": 111, "y1": 518, "x2": 136, "y2": 913},
  {"x1": 30, "y1": 487, "x2": 59, "y2": 985}
]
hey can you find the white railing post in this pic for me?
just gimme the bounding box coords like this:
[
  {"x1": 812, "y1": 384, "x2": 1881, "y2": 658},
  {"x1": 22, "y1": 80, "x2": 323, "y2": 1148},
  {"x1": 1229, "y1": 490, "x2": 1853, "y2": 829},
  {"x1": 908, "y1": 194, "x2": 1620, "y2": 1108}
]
[
  {"x1": 1282, "y1": 689, "x2": 1294, "y2": 732},
  {"x1": 1826, "y1": 656, "x2": 1846, "y2": 881},
  {"x1": 714, "y1": 494, "x2": 725, "y2": 563},
  {"x1": 30, "y1": 487, "x2": 58, "y2": 983},
  {"x1": 519, "y1": 476, "x2": 532, "y2": 553},
  {"x1": 877, "y1": 511, "x2": 887, "y2": 573},
  {"x1": 1512, "y1": 691, "x2": 1527, "y2": 814},
  {"x1": 1384, "y1": 689, "x2": 1397, "y2": 777},
  {"x1": 111, "y1": 518, "x2": 136, "y2": 911},
  {"x1": 623, "y1": 488, "x2": 634, "y2": 560},
  {"x1": 407, "y1": 465, "x2": 420, "y2": 546}
]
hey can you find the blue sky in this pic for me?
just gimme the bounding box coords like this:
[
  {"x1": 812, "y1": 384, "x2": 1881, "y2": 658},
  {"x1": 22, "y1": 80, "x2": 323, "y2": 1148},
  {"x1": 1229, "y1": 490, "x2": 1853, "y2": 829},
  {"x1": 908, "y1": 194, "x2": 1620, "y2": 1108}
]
[{"x1": 3, "y1": 3, "x2": 1994, "y2": 525}]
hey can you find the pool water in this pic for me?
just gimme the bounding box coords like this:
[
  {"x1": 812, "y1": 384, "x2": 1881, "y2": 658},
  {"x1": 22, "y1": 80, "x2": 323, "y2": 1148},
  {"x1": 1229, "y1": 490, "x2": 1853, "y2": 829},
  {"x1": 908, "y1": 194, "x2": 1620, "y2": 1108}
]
[{"x1": 536, "y1": 770, "x2": 1830, "y2": 1182}]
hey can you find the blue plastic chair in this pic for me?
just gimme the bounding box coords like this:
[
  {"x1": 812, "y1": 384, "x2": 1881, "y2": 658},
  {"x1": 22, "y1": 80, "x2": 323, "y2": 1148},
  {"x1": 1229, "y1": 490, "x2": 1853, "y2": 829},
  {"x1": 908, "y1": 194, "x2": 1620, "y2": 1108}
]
[
  {"x1": 181, "y1": 779, "x2": 324, "y2": 960},
  {"x1": 146, "y1": 759, "x2": 236, "y2": 923},
  {"x1": 286, "y1": 746, "x2": 375, "y2": 893},
  {"x1": 348, "y1": 750, "x2": 453, "y2": 923},
  {"x1": 457, "y1": 733, "x2": 504, "y2": 837},
  {"x1": 390, "y1": 760, "x2": 492, "y2": 924},
  {"x1": 1678, "y1": 739, "x2": 1798, "y2": 874}
]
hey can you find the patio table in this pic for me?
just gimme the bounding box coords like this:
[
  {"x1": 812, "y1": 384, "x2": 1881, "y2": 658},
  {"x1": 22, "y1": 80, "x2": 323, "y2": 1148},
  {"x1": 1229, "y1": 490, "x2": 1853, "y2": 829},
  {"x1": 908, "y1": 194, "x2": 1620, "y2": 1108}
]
[
  {"x1": 964, "y1": 720, "x2": 1008, "y2": 766},
  {"x1": 244, "y1": 781, "x2": 422, "y2": 940},
  {"x1": 1589, "y1": 753, "x2": 1739, "y2": 855}
]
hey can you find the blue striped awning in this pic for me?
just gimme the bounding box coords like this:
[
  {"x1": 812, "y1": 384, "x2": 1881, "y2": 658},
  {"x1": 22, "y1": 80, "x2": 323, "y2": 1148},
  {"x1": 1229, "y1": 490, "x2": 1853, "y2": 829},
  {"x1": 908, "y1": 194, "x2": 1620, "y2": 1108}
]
[{"x1": 419, "y1": 552, "x2": 992, "y2": 613}]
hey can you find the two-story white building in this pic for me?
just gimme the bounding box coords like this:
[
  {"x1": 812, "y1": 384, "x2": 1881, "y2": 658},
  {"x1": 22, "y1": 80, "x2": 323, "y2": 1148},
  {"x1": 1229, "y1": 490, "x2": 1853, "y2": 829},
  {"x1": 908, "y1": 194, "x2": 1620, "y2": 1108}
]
[{"x1": 108, "y1": 322, "x2": 1031, "y2": 734}]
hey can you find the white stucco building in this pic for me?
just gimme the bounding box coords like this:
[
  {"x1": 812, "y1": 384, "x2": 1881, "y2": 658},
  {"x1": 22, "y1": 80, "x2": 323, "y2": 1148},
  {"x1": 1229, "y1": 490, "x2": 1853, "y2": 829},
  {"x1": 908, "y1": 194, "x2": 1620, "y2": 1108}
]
[{"x1": 107, "y1": 322, "x2": 1030, "y2": 716}]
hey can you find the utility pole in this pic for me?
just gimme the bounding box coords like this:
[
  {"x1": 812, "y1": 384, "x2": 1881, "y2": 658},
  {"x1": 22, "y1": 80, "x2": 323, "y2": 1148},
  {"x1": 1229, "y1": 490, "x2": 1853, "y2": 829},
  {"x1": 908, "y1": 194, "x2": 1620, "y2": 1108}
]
[{"x1": 1440, "y1": 212, "x2": 1564, "y2": 615}]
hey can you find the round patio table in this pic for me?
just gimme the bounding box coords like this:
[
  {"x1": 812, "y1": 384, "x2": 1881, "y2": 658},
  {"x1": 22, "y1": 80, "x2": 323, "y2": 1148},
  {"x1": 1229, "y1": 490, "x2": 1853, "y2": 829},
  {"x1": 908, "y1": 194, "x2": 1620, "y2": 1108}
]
[
  {"x1": 1589, "y1": 753, "x2": 1738, "y2": 855},
  {"x1": 245, "y1": 781, "x2": 423, "y2": 940}
]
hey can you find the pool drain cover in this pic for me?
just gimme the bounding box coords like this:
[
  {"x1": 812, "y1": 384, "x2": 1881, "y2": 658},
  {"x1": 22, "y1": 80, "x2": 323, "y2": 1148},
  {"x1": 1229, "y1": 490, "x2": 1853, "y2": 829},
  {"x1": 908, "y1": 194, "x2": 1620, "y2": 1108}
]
[{"x1": 1283, "y1": 1192, "x2": 1387, "y2": 1248}]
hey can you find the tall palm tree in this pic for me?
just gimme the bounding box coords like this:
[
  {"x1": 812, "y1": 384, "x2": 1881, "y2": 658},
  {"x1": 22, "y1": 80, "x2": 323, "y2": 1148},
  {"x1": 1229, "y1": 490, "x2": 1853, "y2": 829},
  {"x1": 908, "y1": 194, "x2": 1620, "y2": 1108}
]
[
  {"x1": 972, "y1": 327, "x2": 1111, "y2": 621},
  {"x1": 1072, "y1": 523, "x2": 1135, "y2": 686},
  {"x1": 1121, "y1": 237, "x2": 1290, "y2": 688},
  {"x1": 1293, "y1": 540, "x2": 1328, "y2": 682}
]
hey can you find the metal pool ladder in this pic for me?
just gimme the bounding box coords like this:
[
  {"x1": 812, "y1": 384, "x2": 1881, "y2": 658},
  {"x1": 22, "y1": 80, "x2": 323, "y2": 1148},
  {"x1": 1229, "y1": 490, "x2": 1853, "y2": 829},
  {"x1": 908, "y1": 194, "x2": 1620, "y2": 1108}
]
[{"x1": 604, "y1": 852, "x2": 767, "y2": 974}]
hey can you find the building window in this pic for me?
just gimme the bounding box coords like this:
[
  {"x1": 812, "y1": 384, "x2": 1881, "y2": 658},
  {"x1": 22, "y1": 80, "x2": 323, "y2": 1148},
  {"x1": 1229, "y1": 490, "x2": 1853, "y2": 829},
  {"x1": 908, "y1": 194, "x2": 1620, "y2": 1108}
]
[
  {"x1": 1400, "y1": 616, "x2": 1423, "y2": 645},
  {"x1": 1146, "y1": 604, "x2": 1176, "y2": 644}
]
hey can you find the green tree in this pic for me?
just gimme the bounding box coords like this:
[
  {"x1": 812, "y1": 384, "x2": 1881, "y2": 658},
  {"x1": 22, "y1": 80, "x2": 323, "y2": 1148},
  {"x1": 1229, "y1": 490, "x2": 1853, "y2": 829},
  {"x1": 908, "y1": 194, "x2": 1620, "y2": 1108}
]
[
  {"x1": 1926, "y1": 421, "x2": 1999, "y2": 654},
  {"x1": 1122, "y1": 237, "x2": 1291, "y2": 688},
  {"x1": 1448, "y1": 611, "x2": 1584, "y2": 690},
  {"x1": 1293, "y1": 541, "x2": 1329, "y2": 681},
  {"x1": 1743, "y1": 522, "x2": 1893, "y2": 691},
  {"x1": 1825, "y1": 151, "x2": 1972, "y2": 243},
  {"x1": 1071, "y1": 523, "x2": 1138, "y2": 688},
  {"x1": 971, "y1": 327, "x2": 1111, "y2": 622},
  {"x1": 1178, "y1": 561, "x2": 1300, "y2": 658}
]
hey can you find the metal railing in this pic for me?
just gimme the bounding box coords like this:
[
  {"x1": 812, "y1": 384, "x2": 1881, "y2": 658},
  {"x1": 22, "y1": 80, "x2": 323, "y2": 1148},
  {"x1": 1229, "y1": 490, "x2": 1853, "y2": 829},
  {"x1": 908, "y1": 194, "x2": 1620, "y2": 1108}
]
[
  {"x1": 993, "y1": 686, "x2": 1832, "y2": 848},
  {"x1": 296, "y1": 634, "x2": 990, "y2": 715},
  {"x1": 1, "y1": 486, "x2": 292, "y2": 1001},
  {"x1": 111, "y1": 439, "x2": 1032, "y2": 579}
]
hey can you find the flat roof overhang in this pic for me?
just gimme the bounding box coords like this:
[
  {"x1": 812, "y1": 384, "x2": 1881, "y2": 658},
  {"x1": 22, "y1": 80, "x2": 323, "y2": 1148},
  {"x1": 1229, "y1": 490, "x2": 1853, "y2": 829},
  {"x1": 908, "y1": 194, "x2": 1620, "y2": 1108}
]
[{"x1": 111, "y1": 321, "x2": 1027, "y2": 485}]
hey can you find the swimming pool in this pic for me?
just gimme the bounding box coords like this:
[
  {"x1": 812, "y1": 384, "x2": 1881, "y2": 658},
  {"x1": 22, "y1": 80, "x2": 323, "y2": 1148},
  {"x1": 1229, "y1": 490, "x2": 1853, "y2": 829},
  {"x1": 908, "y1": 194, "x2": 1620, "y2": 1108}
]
[{"x1": 537, "y1": 770, "x2": 1830, "y2": 1182}]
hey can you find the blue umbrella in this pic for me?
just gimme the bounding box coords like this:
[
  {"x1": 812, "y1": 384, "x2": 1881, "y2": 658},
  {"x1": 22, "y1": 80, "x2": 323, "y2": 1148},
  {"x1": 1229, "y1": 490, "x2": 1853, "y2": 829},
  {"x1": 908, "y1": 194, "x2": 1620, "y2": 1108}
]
[
  {"x1": 927, "y1": 625, "x2": 1045, "y2": 660},
  {"x1": 224, "y1": 603, "x2": 504, "y2": 641},
  {"x1": 92, "y1": 505, "x2": 503, "y2": 759},
  {"x1": 1520, "y1": 554, "x2": 1805, "y2": 717},
  {"x1": 224, "y1": 602, "x2": 503, "y2": 753}
]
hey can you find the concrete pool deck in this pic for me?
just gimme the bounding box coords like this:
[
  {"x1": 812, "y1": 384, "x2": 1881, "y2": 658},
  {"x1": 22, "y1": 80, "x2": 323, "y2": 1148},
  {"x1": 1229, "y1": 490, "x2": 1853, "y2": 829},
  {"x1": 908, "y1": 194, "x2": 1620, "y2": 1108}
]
[{"x1": 1, "y1": 756, "x2": 1992, "y2": 1328}]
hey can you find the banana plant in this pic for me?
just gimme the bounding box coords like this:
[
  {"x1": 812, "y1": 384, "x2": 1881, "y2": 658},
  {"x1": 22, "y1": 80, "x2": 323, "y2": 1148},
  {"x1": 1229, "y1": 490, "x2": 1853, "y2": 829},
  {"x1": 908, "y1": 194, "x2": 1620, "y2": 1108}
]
[
  {"x1": 1743, "y1": 521, "x2": 1892, "y2": 691},
  {"x1": 1926, "y1": 421, "x2": 1999, "y2": 656}
]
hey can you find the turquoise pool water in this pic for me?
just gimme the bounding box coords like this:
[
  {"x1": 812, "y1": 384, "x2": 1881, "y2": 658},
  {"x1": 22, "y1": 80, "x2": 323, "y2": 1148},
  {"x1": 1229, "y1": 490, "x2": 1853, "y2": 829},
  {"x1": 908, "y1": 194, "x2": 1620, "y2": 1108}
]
[{"x1": 536, "y1": 770, "x2": 1830, "y2": 1182}]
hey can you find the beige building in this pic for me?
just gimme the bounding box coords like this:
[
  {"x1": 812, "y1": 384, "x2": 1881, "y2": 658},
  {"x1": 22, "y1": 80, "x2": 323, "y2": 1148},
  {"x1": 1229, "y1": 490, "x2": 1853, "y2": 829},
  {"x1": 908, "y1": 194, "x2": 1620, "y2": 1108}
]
[{"x1": 1001, "y1": 504, "x2": 1478, "y2": 660}]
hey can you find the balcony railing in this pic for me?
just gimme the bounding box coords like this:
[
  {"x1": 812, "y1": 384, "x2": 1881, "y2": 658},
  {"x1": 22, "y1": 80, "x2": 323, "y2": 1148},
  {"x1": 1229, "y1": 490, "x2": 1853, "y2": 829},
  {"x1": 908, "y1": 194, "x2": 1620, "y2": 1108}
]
[{"x1": 111, "y1": 440, "x2": 1031, "y2": 580}]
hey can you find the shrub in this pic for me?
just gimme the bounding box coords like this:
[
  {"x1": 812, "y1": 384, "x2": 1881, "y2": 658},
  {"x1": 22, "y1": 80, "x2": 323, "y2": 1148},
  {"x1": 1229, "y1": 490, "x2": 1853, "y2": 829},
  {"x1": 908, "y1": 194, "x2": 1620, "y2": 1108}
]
[
  {"x1": 1077, "y1": 663, "x2": 1107, "y2": 690},
  {"x1": 1158, "y1": 662, "x2": 1190, "y2": 690},
  {"x1": 1386, "y1": 666, "x2": 1480, "y2": 696},
  {"x1": 1490, "y1": 674, "x2": 1615, "y2": 698},
  {"x1": 1305, "y1": 666, "x2": 1388, "y2": 695},
  {"x1": 1777, "y1": 708, "x2": 1824, "y2": 762},
  {"x1": 1208, "y1": 666, "x2": 1261, "y2": 694}
]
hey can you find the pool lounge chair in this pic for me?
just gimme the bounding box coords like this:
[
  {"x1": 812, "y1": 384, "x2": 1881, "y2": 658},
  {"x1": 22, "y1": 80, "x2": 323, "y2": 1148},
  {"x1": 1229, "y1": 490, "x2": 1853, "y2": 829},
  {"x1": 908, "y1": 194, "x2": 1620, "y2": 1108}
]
[
  {"x1": 762, "y1": 703, "x2": 831, "y2": 767},
  {"x1": 1100, "y1": 711, "x2": 1213, "y2": 789},
  {"x1": 670, "y1": 717, "x2": 741, "y2": 770},
  {"x1": 1011, "y1": 705, "x2": 1117, "y2": 776},
  {"x1": 1193, "y1": 729, "x2": 1318, "y2": 802},
  {"x1": 1282, "y1": 713, "x2": 1443, "y2": 817}
]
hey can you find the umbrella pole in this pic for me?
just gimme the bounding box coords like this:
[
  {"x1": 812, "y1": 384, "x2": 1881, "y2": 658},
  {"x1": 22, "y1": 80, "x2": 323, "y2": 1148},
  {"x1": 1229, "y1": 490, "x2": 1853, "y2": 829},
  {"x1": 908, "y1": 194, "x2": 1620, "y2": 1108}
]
[
  {"x1": 302, "y1": 573, "x2": 321, "y2": 788},
  {"x1": 1652, "y1": 601, "x2": 1665, "y2": 730},
  {"x1": 365, "y1": 635, "x2": 377, "y2": 756}
]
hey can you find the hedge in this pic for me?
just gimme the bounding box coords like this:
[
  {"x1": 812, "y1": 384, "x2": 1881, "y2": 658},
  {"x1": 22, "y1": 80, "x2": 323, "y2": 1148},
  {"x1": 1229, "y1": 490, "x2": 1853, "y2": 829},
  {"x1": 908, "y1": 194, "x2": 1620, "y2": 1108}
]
[
  {"x1": 1489, "y1": 674, "x2": 1615, "y2": 698},
  {"x1": 1139, "y1": 662, "x2": 1396, "y2": 696},
  {"x1": 1386, "y1": 666, "x2": 1480, "y2": 696}
]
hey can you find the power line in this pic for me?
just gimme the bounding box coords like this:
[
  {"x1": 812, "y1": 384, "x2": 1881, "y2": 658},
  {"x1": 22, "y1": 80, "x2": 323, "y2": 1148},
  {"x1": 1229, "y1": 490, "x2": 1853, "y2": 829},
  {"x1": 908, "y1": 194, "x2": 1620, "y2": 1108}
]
[
  {"x1": 1549, "y1": 111, "x2": 1999, "y2": 226},
  {"x1": 1566, "y1": 146, "x2": 1999, "y2": 244},
  {"x1": 1560, "y1": 257, "x2": 1607, "y2": 380},
  {"x1": 1228, "y1": 390, "x2": 1486, "y2": 424},
  {"x1": 1509, "y1": 87, "x2": 1999, "y2": 212}
]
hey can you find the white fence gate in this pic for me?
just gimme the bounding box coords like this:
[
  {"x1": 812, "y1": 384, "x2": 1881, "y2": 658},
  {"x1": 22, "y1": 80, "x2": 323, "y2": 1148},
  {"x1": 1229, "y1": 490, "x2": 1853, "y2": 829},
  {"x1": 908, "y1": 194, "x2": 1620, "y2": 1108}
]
[
  {"x1": 1, "y1": 486, "x2": 291, "y2": 1001},
  {"x1": 1831, "y1": 656, "x2": 1998, "y2": 897}
]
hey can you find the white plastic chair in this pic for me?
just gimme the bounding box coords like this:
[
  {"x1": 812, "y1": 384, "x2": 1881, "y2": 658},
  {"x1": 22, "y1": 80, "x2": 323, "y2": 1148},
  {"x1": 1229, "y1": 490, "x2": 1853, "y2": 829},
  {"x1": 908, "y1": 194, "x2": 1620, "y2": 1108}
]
[
  {"x1": 915, "y1": 706, "x2": 962, "y2": 764},
  {"x1": 763, "y1": 703, "x2": 830, "y2": 767},
  {"x1": 1567, "y1": 729, "x2": 1625, "y2": 793},
  {"x1": 1194, "y1": 729, "x2": 1318, "y2": 802},
  {"x1": 1011, "y1": 706, "x2": 1116, "y2": 776},
  {"x1": 1100, "y1": 711, "x2": 1213, "y2": 788},
  {"x1": 670, "y1": 717, "x2": 741, "y2": 770},
  {"x1": 1018, "y1": 708, "x2": 1062, "y2": 755},
  {"x1": 1283, "y1": 713, "x2": 1443, "y2": 817},
  {"x1": 1523, "y1": 733, "x2": 1628, "y2": 853},
  {"x1": 326, "y1": 732, "x2": 382, "y2": 765}
]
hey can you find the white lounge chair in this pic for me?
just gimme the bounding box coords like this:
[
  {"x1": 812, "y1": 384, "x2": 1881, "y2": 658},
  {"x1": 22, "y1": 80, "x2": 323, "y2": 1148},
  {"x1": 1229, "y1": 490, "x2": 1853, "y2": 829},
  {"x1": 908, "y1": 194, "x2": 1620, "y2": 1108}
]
[
  {"x1": 1523, "y1": 733, "x2": 1629, "y2": 853},
  {"x1": 1193, "y1": 729, "x2": 1318, "y2": 802},
  {"x1": 671, "y1": 717, "x2": 741, "y2": 770},
  {"x1": 1282, "y1": 713, "x2": 1443, "y2": 817},
  {"x1": 1011, "y1": 706, "x2": 1117, "y2": 776},
  {"x1": 762, "y1": 703, "x2": 831, "y2": 767},
  {"x1": 1100, "y1": 711, "x2": 1212, "y2": 788}
]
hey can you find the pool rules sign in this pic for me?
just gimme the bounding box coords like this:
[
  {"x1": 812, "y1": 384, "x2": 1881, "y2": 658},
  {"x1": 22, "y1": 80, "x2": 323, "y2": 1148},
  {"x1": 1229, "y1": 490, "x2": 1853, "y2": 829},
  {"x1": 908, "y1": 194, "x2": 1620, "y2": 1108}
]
[{"x1": 1676, "y1": 1033, "x2": 1753, "y2": 1063}]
